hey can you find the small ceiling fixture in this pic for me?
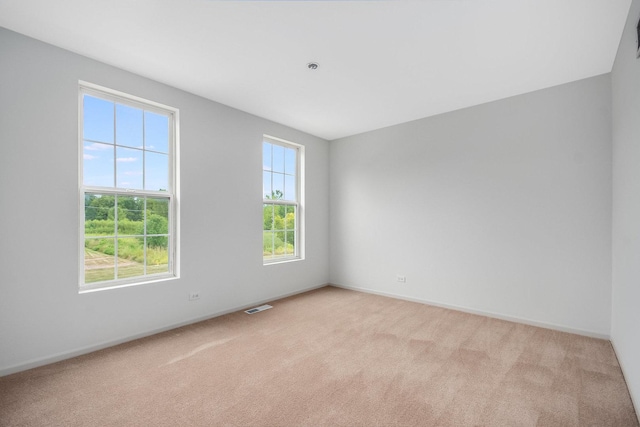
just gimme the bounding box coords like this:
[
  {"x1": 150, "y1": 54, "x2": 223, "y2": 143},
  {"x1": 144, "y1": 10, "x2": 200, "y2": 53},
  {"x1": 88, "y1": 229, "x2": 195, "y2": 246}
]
[{"x1": 307, "y1": 62, "x2": 319, "y2": 70}]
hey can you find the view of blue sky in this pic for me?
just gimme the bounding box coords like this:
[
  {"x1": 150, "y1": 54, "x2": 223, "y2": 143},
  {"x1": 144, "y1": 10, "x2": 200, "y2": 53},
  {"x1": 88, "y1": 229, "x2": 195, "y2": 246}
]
[
  {"x1": 263, "y1": 141, "x2": 296, "y2": 201},
  {"x1": 83, "y1": 95, "x2": 169, "y2": 191}
]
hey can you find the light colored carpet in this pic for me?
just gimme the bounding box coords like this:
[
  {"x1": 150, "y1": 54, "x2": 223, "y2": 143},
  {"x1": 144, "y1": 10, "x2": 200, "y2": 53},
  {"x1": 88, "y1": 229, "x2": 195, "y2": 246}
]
[{"x1": 0, "y1": 286, "x2": 637, "y2": 426}]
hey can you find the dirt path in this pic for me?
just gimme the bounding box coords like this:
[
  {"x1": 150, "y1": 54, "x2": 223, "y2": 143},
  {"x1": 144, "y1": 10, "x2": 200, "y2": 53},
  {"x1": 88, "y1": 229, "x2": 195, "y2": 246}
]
[{"x1": 84, "y1": 248, "x2": 139, "y2": 270}]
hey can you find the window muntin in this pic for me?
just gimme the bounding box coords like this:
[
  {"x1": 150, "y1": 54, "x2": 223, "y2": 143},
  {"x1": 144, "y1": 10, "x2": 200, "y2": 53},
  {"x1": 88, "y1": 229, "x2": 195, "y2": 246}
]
[
  {"x1": 262, "y1": 136, "x2": 303, "y2": 263},
  {"x1": 79, "y1": 83, "x2": 178, "y2": 290}
]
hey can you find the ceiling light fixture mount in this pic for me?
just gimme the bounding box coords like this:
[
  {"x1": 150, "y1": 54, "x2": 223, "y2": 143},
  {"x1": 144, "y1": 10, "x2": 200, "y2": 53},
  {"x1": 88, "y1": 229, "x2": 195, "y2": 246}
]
[{"x1": 307, "y1": 62, "x2": 319, "y2": 70}]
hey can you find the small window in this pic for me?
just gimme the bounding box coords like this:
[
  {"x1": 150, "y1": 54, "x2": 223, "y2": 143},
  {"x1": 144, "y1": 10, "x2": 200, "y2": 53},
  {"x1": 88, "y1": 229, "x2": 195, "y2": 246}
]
[
  {"x1": 262, "y1": 136, "x2": 304, "y2": 263},
  {"x1": 79, "y1": 82, "x2": 179, "y2": 291}
]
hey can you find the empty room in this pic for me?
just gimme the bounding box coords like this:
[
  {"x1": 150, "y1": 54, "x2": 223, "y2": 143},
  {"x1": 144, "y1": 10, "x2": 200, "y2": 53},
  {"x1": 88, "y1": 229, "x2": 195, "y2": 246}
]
[{"x1": 1, "y1": 0, "x2": 639, "y2": 425}]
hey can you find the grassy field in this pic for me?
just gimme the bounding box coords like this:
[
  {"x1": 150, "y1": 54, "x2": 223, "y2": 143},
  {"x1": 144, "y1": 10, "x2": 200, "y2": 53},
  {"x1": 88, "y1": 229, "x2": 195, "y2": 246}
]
[{"x1": 84, "y1": 248, "x2": 168, "y2": 283}]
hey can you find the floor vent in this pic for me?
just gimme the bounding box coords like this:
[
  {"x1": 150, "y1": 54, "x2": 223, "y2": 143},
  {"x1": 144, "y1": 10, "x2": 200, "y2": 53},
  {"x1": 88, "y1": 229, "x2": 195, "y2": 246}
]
[{"x1": 245, "y1": 304, "x2": 273, "y2": 315}]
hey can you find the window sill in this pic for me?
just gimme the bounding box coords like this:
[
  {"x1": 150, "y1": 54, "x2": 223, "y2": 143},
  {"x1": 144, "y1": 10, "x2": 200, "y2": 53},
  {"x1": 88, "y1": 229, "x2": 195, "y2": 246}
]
[
  {"x1": 263, "y1": 256, "x2": 303, "y2": 266},
  {"x1": 79, "y1": 273, "x2": 178, "y2": 294}
]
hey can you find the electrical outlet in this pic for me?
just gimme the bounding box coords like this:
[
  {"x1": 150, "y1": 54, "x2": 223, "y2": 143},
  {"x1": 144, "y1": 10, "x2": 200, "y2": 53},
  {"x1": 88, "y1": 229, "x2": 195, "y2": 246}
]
[
  {"x1": 189, "y1": 292, "x2": 200, "y2": 301},
  {"x1": 396, "y1": 275, "x2": 406, "y2": 283}
]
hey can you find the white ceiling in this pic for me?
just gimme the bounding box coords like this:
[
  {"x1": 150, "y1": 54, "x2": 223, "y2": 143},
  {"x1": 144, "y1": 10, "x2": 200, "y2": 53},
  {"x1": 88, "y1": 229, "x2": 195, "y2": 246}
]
[{"x1": 0, "y1": 0, "x2": 632, "y2": 140}]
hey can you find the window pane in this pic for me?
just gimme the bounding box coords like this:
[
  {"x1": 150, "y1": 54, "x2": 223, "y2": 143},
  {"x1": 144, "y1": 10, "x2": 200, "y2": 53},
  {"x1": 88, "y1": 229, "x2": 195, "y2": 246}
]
[
  {"x1": 117, "y1": 195, "x2": 144, "y2": 222},
  {"x1": 116, "y1": 104, "x2": 143, "y2": 148},
  {"x1": 263, "y1": 142, "x2": 272, "y2": 171},
  {"x1": 147, "y1": 197, "x2": 169, "y2": 235},
  {"x1": 84, "y1": 238, "x2": 115, "y2": 283},
  {"x1": 284, "y1": 174, "x2": 296, "y2": 201},
  {"x1": 83, "y1": 141, "x2": 114, "y2": 187},
  {"x1": 262, "y1": 205, "x2": 274, "y2": 230},
  {"x1": 273, "y1": 230, "x2": 285, "y2": 256},
  {"x1": 272, "y1": 144, "x2": 284, "y2": 173},
  {"x1": 145, "y1": 151, "x2": 169, "y2": 191},
  {"x1": 272, "y1": 172, "x2": 284, "y2": 199},
  {"x1": 117, "y1": 196, "x2": 144, "y2": 235},
  {"x1": 263, "y1": 231, "x2": 274, "y2": 257},
  {"x1": 83, "y1": 95, "x2": 114, "y2": 143},
  {"x1": 147, "y1": 197, "x2": 170, "y2": 219},
  {"x1": 273, "y1": 204, "x2": 285, "y2": 230},
  {"x1": 284, "y1": 231, "x2": 295, "y2": 256},
  {"x1": 263, "y1": 204, "x2": 274, "y2": 230},
  {"x1": 116, "y1": 147, "x2": 143, "y2": 189},
  {"x1": 263, "y1": 171, "x2": 272, "y2": 199},
  {"x1": 116, "y1": 237, "x2": 145, "y2": 279},
  {"x1": 84, "y1": 194, "x2": 115, "y2": 235},
  {"x1": 146, "y1": 236, "x2": 169, "y2": 275},
  {"x1": 285, "y1": 205, "x2": 296, "y2": 231},
  {"x1": 285, "y1": 148, "x2": 296, "y2": 175},
  {"x1": 144, "y1": 111, "x2": 169, "y2": 153}
]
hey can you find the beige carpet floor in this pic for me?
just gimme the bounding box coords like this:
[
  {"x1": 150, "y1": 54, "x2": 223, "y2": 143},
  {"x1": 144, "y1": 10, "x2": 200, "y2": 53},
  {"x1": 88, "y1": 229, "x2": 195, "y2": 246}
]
[{"x1": 0, "y1": 286, "x2": 637, "y2": 426}]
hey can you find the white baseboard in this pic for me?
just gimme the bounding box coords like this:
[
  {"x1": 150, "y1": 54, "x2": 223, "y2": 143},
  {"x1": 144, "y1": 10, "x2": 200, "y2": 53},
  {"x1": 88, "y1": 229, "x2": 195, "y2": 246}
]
[
  {"x1": 329, "y1": 283, "x2": 610, "y2": 340},
  {"x1": 0, "y1": 283, "x2": 328, "y2": 377},
  {"x1": 610, "y1": 338, "x2": 640, "y2": 421}
]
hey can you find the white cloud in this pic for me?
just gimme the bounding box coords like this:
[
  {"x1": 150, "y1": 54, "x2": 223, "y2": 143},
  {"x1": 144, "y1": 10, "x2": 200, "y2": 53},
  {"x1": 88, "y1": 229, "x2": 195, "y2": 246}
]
[
  {"x1": 123, "y1": 171, "x2": 143, "y2": 176},
  {"x1": 116, "y1": 157, "x2": 137, "y2": 162},
  {"x1": 83, "y1": 154, "x2": 98, "y2": 160}
]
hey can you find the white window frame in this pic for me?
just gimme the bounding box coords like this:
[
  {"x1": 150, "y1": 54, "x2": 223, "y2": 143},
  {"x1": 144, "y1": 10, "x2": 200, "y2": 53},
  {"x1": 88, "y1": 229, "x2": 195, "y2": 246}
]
[
  {"x1": 262, "y1": 135, "x2": 305, "y2": 265},
  {"x1": 78, "y1": 81, "x2": 180, "y2": 292}
]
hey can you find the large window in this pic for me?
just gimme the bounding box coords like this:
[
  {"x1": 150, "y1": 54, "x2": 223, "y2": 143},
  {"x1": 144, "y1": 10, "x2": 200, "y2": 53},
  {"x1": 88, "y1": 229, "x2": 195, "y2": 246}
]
[
  {"x1": 79, "y1": 82, "x2": 178, "y2": 291},
  {"x1": 263, "y1": 136, "x2": 303, "y2": 263}
]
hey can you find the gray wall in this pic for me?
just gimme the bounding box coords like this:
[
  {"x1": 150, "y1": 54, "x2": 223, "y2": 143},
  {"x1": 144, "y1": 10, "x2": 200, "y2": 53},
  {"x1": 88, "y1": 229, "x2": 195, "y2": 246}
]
[
  {"x1": 329, "y1": 75, "x2": 613, "y2": 337},
  {"x1": 0, "y1": 28, "x2": 330, "y2": 374},
  {"x1": 612, "y1": 0, "x2": 640, "y2": 410}
]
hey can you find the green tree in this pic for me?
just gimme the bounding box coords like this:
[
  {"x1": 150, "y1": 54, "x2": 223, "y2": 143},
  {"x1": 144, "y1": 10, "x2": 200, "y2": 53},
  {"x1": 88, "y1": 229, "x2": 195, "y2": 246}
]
[
  {"x1": 86, "y1": 195, "x2": 115, "y2": 220},
  {"x1": 266, "y1": 189, "x2": 283, "y2": 200},
  {"x1": 108, "y1": 206, "x2": 127, "y2": 220},
  {"x1": 84, "y1": 194, "x2": 97, "y2": 220},
  {"x1": 147, "y1": 198, "x2": 169, "y2": 218},
  {"x1": 119, "y1": 196, "x2": 144, "y2": 221},
  {"x1": 263, "y1": 205, "x2": 274, "y2": 230},
  {"x1": 147, "y1": 214, "x2": 168, "y2": 247}
]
